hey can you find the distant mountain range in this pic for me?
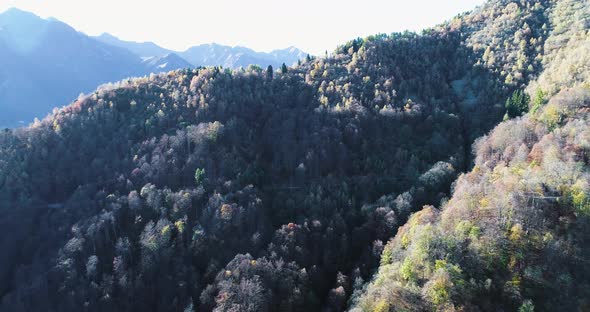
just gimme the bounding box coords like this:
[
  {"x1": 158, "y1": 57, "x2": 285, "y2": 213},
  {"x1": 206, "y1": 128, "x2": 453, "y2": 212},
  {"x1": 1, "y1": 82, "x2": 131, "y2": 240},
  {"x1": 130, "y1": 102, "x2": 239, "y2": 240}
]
[
  {"x1": 93, "y1": 33, "x2": 308, "y2": 69},
  {"x1": 0, "y1": 8, "x2": 308, "y2": 128}
]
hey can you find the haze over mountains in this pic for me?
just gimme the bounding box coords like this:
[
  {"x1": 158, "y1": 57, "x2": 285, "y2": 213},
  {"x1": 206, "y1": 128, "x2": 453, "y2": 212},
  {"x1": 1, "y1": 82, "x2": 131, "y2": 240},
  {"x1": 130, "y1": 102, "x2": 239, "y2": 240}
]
[{"x1": 0, "y1": 8, "x2": 307, "y2": 128}]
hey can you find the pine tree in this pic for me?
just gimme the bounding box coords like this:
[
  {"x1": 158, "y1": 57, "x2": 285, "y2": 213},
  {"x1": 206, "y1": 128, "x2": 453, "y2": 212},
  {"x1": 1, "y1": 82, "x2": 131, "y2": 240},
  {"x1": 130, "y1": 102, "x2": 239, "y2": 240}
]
[{"x1": 505, "y1": 90, "x2": 530, "y2": 119}]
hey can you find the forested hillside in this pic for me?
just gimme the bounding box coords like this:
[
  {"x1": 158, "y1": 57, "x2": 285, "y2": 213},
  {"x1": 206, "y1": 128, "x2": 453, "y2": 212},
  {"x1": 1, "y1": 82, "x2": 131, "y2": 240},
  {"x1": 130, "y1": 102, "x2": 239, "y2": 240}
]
[
  {"x1": 0, "y1": 0, "x2": 587, "y2": 311},
  {"x1": 352, "y1": 0, "x2": 590, "y2": 311}
]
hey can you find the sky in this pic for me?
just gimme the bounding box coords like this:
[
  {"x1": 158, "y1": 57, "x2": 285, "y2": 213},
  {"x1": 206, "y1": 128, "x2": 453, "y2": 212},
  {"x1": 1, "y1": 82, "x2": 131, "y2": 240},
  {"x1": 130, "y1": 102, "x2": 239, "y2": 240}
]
[{"x1": 0, "y1": 0, "x2": 486, "y2": 55}]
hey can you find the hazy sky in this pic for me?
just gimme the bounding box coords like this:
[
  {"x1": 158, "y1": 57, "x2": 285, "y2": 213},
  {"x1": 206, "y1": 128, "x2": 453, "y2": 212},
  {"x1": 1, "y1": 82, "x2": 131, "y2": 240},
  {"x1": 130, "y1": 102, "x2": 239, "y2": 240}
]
[{"x1": 1, "y1": 0, "x2": 485, "y2": 54}]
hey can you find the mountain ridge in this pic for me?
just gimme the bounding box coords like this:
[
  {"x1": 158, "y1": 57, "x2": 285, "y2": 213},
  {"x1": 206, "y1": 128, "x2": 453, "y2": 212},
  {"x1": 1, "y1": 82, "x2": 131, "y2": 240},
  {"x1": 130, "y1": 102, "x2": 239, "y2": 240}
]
[{"x1": 93, "y1": 32, "x2": 308, "y2": 68}]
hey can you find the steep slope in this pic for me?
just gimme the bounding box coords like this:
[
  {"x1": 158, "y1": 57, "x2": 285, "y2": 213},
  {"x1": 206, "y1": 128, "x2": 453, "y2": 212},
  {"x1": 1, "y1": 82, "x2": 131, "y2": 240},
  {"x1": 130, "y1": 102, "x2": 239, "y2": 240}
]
[
  {"x1": 527, "y1": 0, "x2": 590, "y2": 94},
  {"x1": 352, "y1": 1, "x2": 590, "y2": 311},
  {"x1": 0, "y1": 0, "x2": 574, "y2": 311},
  {"x1": 352, "y1": 88, "x2": 590, "y2": 312}
]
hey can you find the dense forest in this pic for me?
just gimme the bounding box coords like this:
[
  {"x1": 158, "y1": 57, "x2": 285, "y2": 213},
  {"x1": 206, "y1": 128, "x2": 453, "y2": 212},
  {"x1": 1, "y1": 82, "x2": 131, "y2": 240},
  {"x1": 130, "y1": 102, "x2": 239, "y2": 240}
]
[
  {"x1": 0, "y1": 0, "x2": 589, "y2": 311},
  {"x1": 352, "y1": 0, "x2": 590, "y2": 311}
]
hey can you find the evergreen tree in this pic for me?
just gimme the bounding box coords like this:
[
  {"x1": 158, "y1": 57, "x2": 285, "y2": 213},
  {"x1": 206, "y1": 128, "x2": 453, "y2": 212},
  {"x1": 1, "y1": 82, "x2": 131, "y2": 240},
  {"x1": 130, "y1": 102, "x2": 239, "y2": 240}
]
[{"x1": 505, "y1": 89, "x2": 530, "y2": 119}]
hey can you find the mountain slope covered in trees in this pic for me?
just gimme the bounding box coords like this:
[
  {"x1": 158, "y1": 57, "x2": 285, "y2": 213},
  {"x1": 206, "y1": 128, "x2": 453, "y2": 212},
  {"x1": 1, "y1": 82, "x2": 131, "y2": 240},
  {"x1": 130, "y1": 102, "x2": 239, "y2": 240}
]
[
  {"x1": 352, "y1": 0, "x2": 590, "y2": 311},
  {"x1": 0, "y1": 0, "x2": 588, "y2": 311}
]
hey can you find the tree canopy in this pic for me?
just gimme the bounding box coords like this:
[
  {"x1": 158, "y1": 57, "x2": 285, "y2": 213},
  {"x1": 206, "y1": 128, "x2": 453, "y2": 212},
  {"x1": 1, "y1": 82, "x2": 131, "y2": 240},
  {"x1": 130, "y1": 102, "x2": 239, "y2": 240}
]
[{"x1": 1, "y1": 0, "x2": 589, "y2": 311}]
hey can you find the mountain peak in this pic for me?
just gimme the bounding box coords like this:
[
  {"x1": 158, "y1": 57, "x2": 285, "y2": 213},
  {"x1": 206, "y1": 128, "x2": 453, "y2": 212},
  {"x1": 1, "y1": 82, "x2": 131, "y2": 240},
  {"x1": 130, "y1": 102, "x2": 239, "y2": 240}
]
[
  {"x1": 0, "y1": 7, "x2": 52, "y2": 53},
  {"x1": 97, "y1": 32, "x2": 119, "y2": 39},
  {"x1": 0, "y1": 7, "x2": 45, "y2": 23},
  {"x1": 1, "y1": 7, "x2": 34, "y2": 16}
]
